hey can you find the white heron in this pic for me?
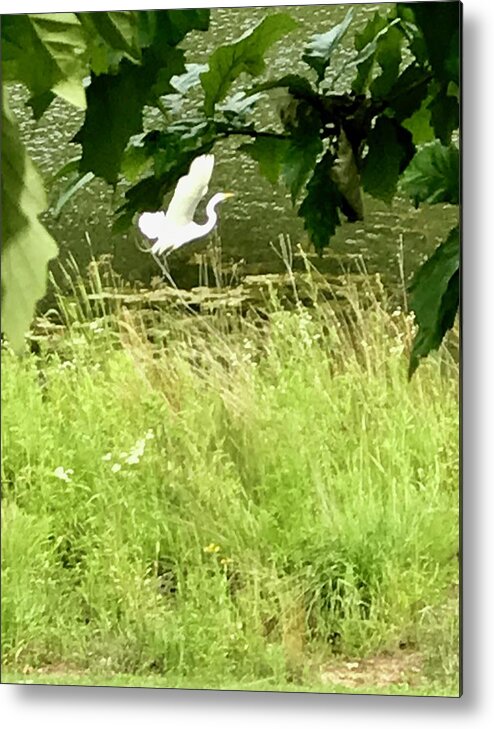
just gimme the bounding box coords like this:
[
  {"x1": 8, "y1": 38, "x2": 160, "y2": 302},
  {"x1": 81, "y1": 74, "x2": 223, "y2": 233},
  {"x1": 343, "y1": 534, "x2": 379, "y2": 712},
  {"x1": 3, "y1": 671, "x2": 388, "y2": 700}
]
[{"x1": 137, "y1": 154, "x2": 234, "y2": 257}]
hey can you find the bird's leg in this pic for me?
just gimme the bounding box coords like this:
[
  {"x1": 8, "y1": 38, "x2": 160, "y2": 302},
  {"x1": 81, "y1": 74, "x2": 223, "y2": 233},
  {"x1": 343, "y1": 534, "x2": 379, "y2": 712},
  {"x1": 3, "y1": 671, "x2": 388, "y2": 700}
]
[
  {"x1": 151, "y1": 250, "x2": 178, "y2": 289},
  {"x1": 138, "y1": 233, "x2": 179, "y2": 289}
]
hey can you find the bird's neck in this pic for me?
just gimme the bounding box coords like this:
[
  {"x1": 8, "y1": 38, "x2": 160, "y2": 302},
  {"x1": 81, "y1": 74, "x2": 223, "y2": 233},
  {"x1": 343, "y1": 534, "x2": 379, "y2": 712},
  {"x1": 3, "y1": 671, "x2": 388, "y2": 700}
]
[{"x1": 203, "y1": 194, "x2": 223, "y2": 233}]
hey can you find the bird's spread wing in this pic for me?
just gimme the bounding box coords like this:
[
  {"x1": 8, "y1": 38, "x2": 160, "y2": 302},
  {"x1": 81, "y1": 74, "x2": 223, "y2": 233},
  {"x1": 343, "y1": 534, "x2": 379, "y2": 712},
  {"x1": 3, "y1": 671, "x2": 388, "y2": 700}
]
[
  {"x1": 165, "y1": 154, "x2": 215, "y2": 227},
  {"x1": 137, "y1": 211, "x2": 168, "y2": 241}
]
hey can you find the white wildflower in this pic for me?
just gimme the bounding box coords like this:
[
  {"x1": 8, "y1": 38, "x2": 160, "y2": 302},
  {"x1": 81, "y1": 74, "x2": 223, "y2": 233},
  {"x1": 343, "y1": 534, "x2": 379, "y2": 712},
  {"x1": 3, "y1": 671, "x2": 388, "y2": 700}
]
[
  {"x1": 102, "y1": 453, "x2": 112, "y2": 461},
  {"x1": 53, "y1": 466, "x2": 73, "y2": 482},
  {"x1": 111, "y1": 463, "x2": 122, "y2": 473},
  {"x1": 133, "y1": 439, "x2": 146, "y2": 455}
]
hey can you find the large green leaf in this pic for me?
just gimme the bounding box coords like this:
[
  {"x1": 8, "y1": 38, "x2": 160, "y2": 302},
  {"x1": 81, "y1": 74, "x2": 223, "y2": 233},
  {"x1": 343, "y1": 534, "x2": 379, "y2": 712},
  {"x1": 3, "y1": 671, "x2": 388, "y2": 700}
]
[
  {"x1": 52, "y1": 171, "x2": 95, "y2": 218},
  {"x1": 302, "y1": 8, "x2": 354, "y2": 83},
  {"x1": 406, "y1": 2, "x2": 460, "y2": 86},
  {"x1": 298, "y1": 151, "x2": 342, "y2": 252},
  {"x1": 76, "y1": 11, "x2": 143, "y2": 75},
  {"x1": 127, "y1": 8, "x2": 209, "y2": 51},
  {"x1": 385, "y1": 63, "x2": 432, "y2": 122},
  {"x1": 370, "y1": 25, "x2": 403, "y2": 99},
  {"x1": 77, "y1": 11, "x2": 142, "y2": 63},
  {"x1": 2, "y1": 13, "x2": 87, "y2": 109},
  {"x1": 402, "y1": 100, "x2": 436, "y2": 145},
  {"x1": 72, "y1": 9, "x2": 211, "y2": 184},
  {"x1": 427, "y1": 88, "x2": 459, "y2": 145},
  {"x1": 401, "y1": 141, "x2": 459, "y2": 206},
  {"x1": 74, "y1": 63, "x2": 157, "y2": 184},
  {"x1": 150, "y1": 8, "x2": 210, "y2": 46},
  {"x1": 113, "y1": 176, "x2": 162, "y2": 233},
  {"x1": 248, "y1": 74, "x2": 317, "y2": 100},
  {"x1": 277, "y1": 97, "x2": 323, "y2": 203},
  {"x1": 217, "y1": 92, "x2": 265, "y2": 126},
  {"x1": 282, "y1": 135, "x2": 323, "y2": 204},
  {"x1": 1, "y1": 90, "x2": 58, "y2": 351},
  {"x1": 351, "y1": 11, "x2": 390, "y2": 94},
  {"x1": 240, "y1": 137, "x2": 291, "y2": 185},
  {"x1": 26, "y1": 91, "x2": 56, "y2": 121},
  {"x1": 120, "y1": 140, "x2": 154, "y2": 183},
  {"x1": 408, "y1": 225, "x2": 459, "y2": 377},
  {"x1": 200, "y1": 13, "x2": 297, "y2": 116},
  {"x1": 74, "y1": 46, "x2": 185, "y2": 184},
  {"x1": 151, "y1": 122, "x2": 215, "y2": 177},
  {"x1": 362, "y1": 117, "x2": 414, "y2": 203}
]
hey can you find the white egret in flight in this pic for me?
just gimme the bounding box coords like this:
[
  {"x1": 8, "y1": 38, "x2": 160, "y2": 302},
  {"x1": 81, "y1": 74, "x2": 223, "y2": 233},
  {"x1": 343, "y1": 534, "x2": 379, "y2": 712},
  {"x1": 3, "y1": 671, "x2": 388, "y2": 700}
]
[{"x1": 137, "y1": 154, "x2": 233, "y2": 256}]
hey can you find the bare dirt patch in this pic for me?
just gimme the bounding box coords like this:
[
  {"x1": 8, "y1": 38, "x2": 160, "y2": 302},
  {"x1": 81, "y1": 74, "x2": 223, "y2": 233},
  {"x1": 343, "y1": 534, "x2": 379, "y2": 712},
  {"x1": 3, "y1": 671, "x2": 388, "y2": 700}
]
[{"x1": 319, "y1": 651, "x2": 424, "y2": 689}]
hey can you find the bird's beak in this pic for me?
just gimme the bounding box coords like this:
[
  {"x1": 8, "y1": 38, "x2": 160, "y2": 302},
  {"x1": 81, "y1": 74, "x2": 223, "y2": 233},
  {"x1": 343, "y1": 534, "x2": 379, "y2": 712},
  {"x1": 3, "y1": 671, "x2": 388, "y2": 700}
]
[{"x1": 223, "y1": 192, "x2": 235, "y2": 199}]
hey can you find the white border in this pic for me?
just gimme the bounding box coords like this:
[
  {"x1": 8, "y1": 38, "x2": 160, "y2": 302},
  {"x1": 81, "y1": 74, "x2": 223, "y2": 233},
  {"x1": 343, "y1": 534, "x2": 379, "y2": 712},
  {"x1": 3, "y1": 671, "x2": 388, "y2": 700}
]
[
  {"x1": 3, "y1": 0, "x2": 406, "y2": 11},
  {"x1": 2, "y1": 0, "x2": 494, "y2": 726}
]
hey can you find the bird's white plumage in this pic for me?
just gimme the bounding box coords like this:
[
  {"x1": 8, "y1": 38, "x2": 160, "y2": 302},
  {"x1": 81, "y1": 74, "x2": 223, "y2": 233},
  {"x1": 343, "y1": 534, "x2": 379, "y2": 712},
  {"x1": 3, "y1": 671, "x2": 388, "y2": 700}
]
[
  {"x1": 137, "y1": 211, "x2": 167, "y2": 241},
  {"x1": 165, "y1": 154, "x2": 215, "y2": 227},
  {"x1": 137, "y1": 153, "x2": 233, "y2": 256}
]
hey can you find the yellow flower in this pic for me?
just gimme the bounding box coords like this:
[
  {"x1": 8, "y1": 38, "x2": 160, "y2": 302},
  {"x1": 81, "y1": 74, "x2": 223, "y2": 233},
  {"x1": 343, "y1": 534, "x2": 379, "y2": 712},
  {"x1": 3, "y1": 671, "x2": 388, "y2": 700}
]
[{"x1": 203, "y1": 542, "x2": 221, "y2": 554}]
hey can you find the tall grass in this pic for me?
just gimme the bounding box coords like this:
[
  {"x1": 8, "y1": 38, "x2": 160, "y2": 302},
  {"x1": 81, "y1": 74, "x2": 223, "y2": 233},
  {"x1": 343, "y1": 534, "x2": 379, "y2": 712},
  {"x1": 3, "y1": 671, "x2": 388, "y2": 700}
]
[{"x1": 1, "y1": 254, "x2": 459, "y2": 694}]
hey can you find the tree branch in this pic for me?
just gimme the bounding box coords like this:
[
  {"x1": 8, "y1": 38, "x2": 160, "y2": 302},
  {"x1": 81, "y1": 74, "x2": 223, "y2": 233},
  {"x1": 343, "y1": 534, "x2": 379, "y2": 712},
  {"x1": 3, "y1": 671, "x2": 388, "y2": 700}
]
[{"x1": 216, "y1": 127, "x2": 290, "y2": 141}]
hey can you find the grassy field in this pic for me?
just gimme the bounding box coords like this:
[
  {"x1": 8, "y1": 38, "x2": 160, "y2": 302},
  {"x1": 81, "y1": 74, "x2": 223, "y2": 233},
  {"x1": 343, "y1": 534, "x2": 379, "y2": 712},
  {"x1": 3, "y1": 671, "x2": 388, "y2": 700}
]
[{"x1": 1, "y1": 263, "x2": 460, "y2": 696}]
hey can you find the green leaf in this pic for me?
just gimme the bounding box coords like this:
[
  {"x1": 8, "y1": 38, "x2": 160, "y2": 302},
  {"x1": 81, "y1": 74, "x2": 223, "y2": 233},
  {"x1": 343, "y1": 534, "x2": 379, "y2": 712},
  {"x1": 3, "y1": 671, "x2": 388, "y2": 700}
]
[
  {"x1": 299, "y1": 151, "x2": 342, "y2": 252},
  {"x1": 302, "y1": 8, "x2": 354, "y2": 83},
  {"x1": 385, "y1": 63, "x2": 431, "y2": 122},
  {"x1": 394, "y1": 5, "x2": 427, "y2": 65},
  {"x1": 52, "y1": 171, "x2": 95, "y2": 218},
  {"x1": 362, "y1": 117, "x2": 414, "y2": 203},
  {"x1": 121, "y1": 141, "x2": 154, "y2": 183},
  {"x1": 408, "y1": 226, "x2": 459, "y2": 377},
  {"x1": 75, "y1": 11, "x2": 145, "y2": 75},
  {"x1": 282, "y1": 135, "x2": 323, "y2": 204},
  {"x1": 2, "y1": 13, "x2": 87, "y2": 109},
  {"x1": 152, "y1": 132, "x2": 215, "y2": 180},
  {"x1": 127, "y1": 9, "x2": 209, "y2": 52},
  {"x1": 406, "y1": 2, "x2": 460, "y2": 86},
  {"x1": 1, "y1": 89, "x2": 58, "y2": 351},
  {"x1": 72, "y1": 9, "x2": 210, "y2": 183},
  {"x1": 370, "y1": 25, "x2": 403, "y2": 99},
  {"x1": 151, "y1": 9, "x2": 210, "y2": 47},
  {"x1": 218, "y1": 92, "x2": 264, "y2": 125},
  {"x1": 75, "y1": 46, "x2": 184, "y2": 184},
  {"x1": 49, "y1": 157, "x2": 83, "y2": 184},
  {"x1": 351, "y1": 11, "x2": 389, "y2": 94},
  {"x1": 76, "y1": 11, "x2": 142, "y2": 64},
  {"x1": 249, "y1": 74, "x2": 317, "y2": 100},
  {"x1": 427, "y1": 89, "x2": 459, "y2": 145},
  {"x1": 401, "y1": 141, "x2": 459, "y2": 206},
  {"x1": 402, "y1": 101, "x2": 435, "y2": 145},
  {"x1": 201, "y1": 13, "x2": 297, "y2": 116},
  {"x1": 27, "y1": 91, "x2": 56, "y2": 121},
  {"x1": 113, "y1": 176, "x2": 161, "y2": 232},
  {"x1": 240, "y1": 137, "x2": 291, "y2": 185},
  {"x1": 74, "y1": 63, "x2": 154, "y2": 184}
]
